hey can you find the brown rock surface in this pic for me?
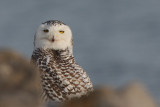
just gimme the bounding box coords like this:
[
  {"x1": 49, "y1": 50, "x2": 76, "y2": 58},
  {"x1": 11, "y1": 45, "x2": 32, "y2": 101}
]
[
  {"x1": 119, "y1": 83, "x2": 158, "y2": 107},
  {"x1": 0, "y1": 49, "x2": 41, "y2": 107},
  {"x1": 61, "y1": 87, "x2": 124, "y2": 107},
  {"x1": 61, "y1": 83, "x2": 158, "y2": 107}
]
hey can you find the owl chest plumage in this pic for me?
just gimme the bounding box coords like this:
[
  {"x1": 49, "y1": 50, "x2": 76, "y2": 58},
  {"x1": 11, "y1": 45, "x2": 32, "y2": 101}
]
[{"x1": 31, "y1": 48, "x2": 93, "y2": 102}]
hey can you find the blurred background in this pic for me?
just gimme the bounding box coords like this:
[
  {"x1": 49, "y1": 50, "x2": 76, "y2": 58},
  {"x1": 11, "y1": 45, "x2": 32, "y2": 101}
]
[{"x1": 0, "y1": 0, "x2": 160, "y2": 103}]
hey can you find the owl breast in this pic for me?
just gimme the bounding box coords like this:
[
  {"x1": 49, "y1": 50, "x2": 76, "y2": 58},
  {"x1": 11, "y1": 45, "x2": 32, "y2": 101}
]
[{"x1": 32, "y1": 48, "x2": 93, "y2": 102}]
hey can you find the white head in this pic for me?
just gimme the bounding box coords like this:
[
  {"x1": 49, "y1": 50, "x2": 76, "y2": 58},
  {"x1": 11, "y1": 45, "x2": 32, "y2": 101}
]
[{"x1": 34, "y1": 20, "x2": 73, "y2": 52}]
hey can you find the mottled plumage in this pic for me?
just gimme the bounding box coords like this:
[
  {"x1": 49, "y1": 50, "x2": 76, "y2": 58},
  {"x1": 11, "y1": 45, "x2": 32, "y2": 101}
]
[
  {"x1": 42, "y1": 20, "x2": 66, "y2": 25},
  {"x1": 31, "y1": 20, "x2": 93, "y2": 102}
]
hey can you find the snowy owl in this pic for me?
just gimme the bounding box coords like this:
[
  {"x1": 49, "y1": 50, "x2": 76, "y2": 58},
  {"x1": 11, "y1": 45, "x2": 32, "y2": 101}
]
[{"x1": 31, "y1": 20, "x2": 93, "y2": 102}]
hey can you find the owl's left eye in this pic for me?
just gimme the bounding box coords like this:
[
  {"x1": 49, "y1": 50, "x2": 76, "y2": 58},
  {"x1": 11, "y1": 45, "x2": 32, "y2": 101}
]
[
  {"x1": 43, "y1": 29, "x2": 49, "y2": 33},
  {"x1": 59, "y1": 30, "x2": 64, "y2": 34}
]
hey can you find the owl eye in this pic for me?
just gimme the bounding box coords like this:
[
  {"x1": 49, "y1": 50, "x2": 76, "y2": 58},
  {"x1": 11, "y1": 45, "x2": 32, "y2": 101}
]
[
  {"x1": 43, "y1": 29, "x2": 49, "y2": 33},
  {"x1": 59, "y1": 30, "x2": 64, "y2": 34}
]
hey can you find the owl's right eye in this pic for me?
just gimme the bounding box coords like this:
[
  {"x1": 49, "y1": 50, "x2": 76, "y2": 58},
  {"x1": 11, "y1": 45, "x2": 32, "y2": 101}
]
[{"x1": 43, "y1": 29, "x2": 49, "y2": 33}]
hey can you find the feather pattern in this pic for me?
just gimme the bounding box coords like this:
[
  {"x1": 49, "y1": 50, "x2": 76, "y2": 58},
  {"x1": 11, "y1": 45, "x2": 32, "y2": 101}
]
[{"x1": 31, "y1": 48, "x2": 93, "y2": 102}]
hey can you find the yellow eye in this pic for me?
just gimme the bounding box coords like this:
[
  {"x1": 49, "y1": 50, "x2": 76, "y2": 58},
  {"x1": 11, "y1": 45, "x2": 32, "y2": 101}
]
[
  {"x1": 43, "y1": 29, "x2": 49, "y2": 33},
  {"x1": 59, "y1": 30, "x2": 64, "y2": 34}
]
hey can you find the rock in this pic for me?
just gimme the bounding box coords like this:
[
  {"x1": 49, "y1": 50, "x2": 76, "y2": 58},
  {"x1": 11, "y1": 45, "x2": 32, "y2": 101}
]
[
  {"x1": 61, "y1": 83, "x2": 158, "y2": 107},
  {"x1": 0, "y1": 49, "x2": 41, "y2": 107},
  {"x1": 118, "y1": 83, "x2": 158, "y2": 107},
  {"x1": 61, "y1": 87, "x2": 124, "y2": 107}
]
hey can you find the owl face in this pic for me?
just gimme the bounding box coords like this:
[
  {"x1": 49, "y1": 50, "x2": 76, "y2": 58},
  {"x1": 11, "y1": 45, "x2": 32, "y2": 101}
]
[{"x1": 34, "y1": 20, "x2": 73, "y2": 51}]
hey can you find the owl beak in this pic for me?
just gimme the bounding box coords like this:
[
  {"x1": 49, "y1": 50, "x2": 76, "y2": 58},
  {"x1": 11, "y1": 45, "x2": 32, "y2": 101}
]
[{"x1": 51, "y1": 37, "x2": 55, "y2": 42}]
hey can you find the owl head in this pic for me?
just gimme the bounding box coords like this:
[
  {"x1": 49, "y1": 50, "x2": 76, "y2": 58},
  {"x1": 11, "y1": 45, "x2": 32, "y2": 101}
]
[{"x1": 34, "y1": 20, "x2": 73, "y2": 52}]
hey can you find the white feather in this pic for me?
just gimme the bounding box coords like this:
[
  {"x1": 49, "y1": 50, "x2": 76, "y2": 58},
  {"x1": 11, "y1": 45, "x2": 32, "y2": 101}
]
[{"x1": 34, "y1": 23, "x2": 73, "y2": 53}]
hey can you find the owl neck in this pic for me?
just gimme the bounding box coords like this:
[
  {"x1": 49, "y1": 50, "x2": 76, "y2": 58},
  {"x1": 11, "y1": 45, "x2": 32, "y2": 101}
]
[
  {"x1": 39, "y1": 48, "x2": 74, "y2": 60},
  {"x1": 53, "y1": 48, "x2": 73, "y2": 57},
  {"x1": 52, "y1": 48, "x2": 75, "y2": 62}
]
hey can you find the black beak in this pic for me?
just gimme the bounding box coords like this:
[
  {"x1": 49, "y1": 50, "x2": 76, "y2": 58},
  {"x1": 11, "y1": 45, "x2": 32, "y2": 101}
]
[{"x1": 51, "y1": 37, "x2": 54, "y2": 42}]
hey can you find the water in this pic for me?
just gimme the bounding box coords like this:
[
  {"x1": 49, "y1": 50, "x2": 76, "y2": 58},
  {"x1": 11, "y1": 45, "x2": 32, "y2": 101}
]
[{"x1": 0, "y1": 0, "x2": 160, "y2": 102}]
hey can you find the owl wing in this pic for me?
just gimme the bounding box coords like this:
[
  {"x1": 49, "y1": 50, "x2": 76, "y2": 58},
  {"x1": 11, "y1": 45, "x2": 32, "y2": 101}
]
[
  {"x1": 31, "y1": 52, "x2": 67, "y2": 102},
  {"x1": 31, "y1": 50, "x2": 51, "y2": 102}
]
